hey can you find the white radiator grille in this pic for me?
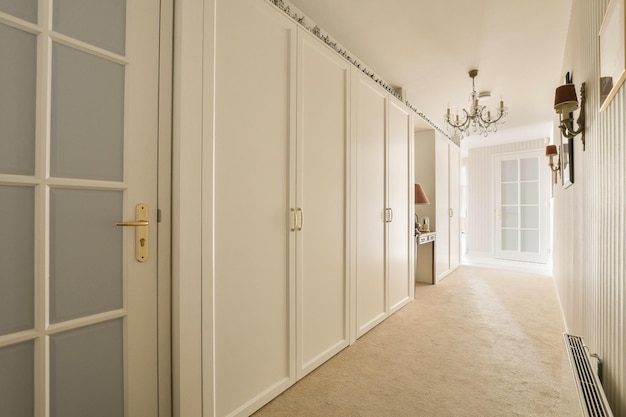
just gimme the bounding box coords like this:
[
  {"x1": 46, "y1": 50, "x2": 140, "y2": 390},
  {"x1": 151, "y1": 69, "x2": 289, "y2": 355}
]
[{"x1": 563, "y1": 334, "x2": 614, "y2": 417}]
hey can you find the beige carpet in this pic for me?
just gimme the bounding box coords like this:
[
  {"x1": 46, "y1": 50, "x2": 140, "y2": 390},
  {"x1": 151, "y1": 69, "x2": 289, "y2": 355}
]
[{"x1": 253, "y1": 265, "x2": 580, "y2": 417}]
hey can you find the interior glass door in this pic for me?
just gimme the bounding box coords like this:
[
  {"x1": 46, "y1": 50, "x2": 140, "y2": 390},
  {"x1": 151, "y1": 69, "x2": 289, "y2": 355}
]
[
  {"x1": 495, "y1": 151, "x2": 550, "y2": 263},
  {"x1": 0, "y1": 0, "x2": 161, "y2": 415}
]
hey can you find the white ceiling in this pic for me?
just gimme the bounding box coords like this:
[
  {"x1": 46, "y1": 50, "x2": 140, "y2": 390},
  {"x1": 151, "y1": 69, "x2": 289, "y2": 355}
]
[{"x1": 286, "y1": 0, "x2": 573, "y2": 147}]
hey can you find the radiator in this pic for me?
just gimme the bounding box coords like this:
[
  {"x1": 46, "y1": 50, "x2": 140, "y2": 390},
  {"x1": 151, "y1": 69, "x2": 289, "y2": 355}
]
[{"x1": 563, "y1": 334, "x2": 614, "y2": 417}]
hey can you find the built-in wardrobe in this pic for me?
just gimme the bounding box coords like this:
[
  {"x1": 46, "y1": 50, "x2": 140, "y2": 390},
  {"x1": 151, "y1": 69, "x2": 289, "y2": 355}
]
[
  {"x1": 213, "y1": 0, "x2": 413, "y2": 415},
  {"x1": 414, "y1": 130, "x2": 461, "y2": 282}
]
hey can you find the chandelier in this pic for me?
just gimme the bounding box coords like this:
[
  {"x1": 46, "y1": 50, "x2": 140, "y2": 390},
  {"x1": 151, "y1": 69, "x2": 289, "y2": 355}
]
[{"x1": 444, "y1": 69, "x2": 507, "y2": 137}]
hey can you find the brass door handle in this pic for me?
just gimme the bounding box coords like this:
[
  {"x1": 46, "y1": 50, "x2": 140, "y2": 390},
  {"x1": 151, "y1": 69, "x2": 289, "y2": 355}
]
[
  {"x1": 115, "y1": 221, "x2": 149, "y2": 226},
  {"x1": 297, "y1": 208, "x2": 303, "y2": 231},
  {"x1": 290, "y1": 208, "x2": 296, "y2": 231},
  {"x1": 116, "y1": 203, "x2": 149, "y2": 262}
]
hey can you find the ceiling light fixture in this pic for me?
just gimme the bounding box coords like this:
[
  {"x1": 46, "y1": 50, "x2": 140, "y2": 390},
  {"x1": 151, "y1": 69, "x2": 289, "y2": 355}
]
[{"x1": 444, "y1": 69, "x2": 508, "y2": 138}]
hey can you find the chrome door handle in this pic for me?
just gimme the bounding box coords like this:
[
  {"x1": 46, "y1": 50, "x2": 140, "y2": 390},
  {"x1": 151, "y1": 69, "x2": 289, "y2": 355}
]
[
  {"x1": 290, "y1": 208, "x2": 296, "y2": 231},
  {"x1": 116, "y1": 203, "x2": 149, "y2": 262}
]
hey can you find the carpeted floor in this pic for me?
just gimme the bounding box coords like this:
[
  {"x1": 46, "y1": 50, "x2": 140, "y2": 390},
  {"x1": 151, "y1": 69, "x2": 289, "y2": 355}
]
[{"x1": 253, "y1": 265, "x2": 580, "y2": 417}]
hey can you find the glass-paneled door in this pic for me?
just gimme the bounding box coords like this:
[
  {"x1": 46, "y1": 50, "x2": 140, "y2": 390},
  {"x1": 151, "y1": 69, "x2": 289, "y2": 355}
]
[
  {"x1": 494, "y1": 151, "x2": 550, "y2": 263},
  {"x1": 0, "y1": 0, "x2": 161, "y2": 415}
]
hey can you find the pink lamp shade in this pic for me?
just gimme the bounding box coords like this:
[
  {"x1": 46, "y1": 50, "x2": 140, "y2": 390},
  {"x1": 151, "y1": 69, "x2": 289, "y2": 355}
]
[
  {"x1": 415, "y1": 183, "x2": 430, "y2": 205},
  {"x1": 554, "y1": 84, "x2": 579, "y2": 114}
]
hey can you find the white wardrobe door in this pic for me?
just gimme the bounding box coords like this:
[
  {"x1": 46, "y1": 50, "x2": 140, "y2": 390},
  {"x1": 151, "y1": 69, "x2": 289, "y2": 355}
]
[
  {"x1": 435, "y1": 135, "x2": 451, "y2": 280},
  {"x1": 214, "y1": 0, "x2": 296, "y2": 415},
  {"x1": 296, "y1": 30, "x2": 350, "y2": 379},
  {"x1": 448, "y1": 144, "x2": 461, "y2": 270},
  {"x1": 387, "y1": 100, "x2": 412, "y2": 312},
  {"x1": 353, "y1": 72, "x2": 387, "y2": 337}
]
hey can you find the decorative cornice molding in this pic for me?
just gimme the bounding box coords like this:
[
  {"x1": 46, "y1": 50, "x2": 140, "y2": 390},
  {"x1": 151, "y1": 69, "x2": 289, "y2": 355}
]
[{"x1": 267, "y1": 0, "x2": 455, "y2": 143}]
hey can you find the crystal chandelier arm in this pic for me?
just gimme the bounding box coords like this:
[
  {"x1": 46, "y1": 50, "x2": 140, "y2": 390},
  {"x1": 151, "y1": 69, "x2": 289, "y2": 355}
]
[
  {"x1": 445, "y1": 108, "x2": 472, "y2": 130},
  {"x1": 477, "y1": 107, "x2": 507, "y2": 125}
]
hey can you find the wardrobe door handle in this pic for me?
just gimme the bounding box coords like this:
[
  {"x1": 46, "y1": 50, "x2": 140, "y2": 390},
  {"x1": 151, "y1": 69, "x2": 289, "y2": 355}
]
[
  {"x1": 290, "y1": 208, "x2": 296, "y2": 231},
  {"x1": 384, "y1": 208, "x2": 392, "y2": 223},
  {"x1": 297, "y1": 208, "x2": 303, "y2": 231}
]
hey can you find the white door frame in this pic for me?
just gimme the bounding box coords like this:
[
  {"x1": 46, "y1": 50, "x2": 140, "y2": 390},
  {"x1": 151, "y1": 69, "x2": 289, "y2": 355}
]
[
  {"x1": 171, "y1": 0, "x2": 211, "y2": 416},
  {"x1": 157, "y1": 0, "x2": 174, "y2": 415}
]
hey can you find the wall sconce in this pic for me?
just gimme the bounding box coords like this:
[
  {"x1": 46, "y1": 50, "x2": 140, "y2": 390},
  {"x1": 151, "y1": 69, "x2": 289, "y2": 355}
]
[
  {"x1": 554, "y1": 81, "x2": 586, "y2": 150},
  {"x1": 545, "y1": 144, "x2": 560, "y2": 184}
]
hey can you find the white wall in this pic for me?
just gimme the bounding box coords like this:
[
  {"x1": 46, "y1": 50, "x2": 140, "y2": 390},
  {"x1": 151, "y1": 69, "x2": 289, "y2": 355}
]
[{"x1": 553, "y1": 0, "x2": 626, "y2": 414}]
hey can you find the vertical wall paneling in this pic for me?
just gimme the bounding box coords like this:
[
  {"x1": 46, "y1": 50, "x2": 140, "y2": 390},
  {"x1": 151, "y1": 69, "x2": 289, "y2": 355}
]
[{"x1": 553, "y1": 0, "x2": 625, "y2": 414}]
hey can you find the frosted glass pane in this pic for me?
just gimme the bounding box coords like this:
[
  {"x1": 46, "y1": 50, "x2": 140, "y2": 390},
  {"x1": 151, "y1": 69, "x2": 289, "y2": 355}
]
[
  {"x1": 521, "y1": 182, "x2": 538, "y2": 204},
  {"x1": 502, "y1": 206, "x2": 518, "y2": 228},
  {"x1": 50, "y1": 320, "x2": 123, "y2": 417},
  {"x1": 501, "y1": 183, "x2": 518, "y2": 204},
  {"x1": 0, "y1": 0, "x2": 37, "y2": 22},
  {"x1": 0, "y1": 186, "x2": 34, "y2": 336},
  {"x1": 520, "y1": 158, "x2": 538, "y2": 181},
  {"x1": 53, "y1": 0, "x2": 126, "y2": 55},
  {"x1": 50, "y1": 43, "x2": 125, "y2": 181},
  {"x1": 0, "y1": 23, "x2": 36, "y2": 175},
  {"x1": 521, "y1": 206, "x2": 539, "y2": 229},
  {"x1": 502, "y1": 229, "x2": 518, "y2": 251},
  {"x1": 501, "y1": 160, "x2": 518, "y2": 182},
  {"x1": 0, "y1": 341, "x2": 34, "y2": 417},
  {"x1": 50, "y1": 189, "x2": 123, "y2": 323},
  {"x1": 521, "y1": 230, "x2": 539, "y2": 253}
]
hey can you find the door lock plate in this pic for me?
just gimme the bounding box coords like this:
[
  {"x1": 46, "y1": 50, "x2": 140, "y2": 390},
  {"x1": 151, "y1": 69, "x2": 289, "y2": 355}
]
[{"x1": 116, "y1": 203, "x2": 149, "y2": 262}]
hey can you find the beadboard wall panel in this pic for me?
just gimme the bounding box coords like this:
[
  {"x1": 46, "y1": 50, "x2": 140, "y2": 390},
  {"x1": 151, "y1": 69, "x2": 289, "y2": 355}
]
[
  {"x1": 552, "y1": 0, "x2": 625, "y2": 414},
  {"x1": 466, "y1": 138, "x2": 547, "y2": 258}
]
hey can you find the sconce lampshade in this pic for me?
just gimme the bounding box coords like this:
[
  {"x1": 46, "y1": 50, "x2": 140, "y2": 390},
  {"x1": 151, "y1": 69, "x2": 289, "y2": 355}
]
[
  {"x1": 554, "y1": 83, "x2": 579, "y2": 114},
  {"x1": 415, "y1": 183, "x2": 430, "y2": 204},
  {"x1": 545, "y1": 144, "x2": 558, "y2": 156}
]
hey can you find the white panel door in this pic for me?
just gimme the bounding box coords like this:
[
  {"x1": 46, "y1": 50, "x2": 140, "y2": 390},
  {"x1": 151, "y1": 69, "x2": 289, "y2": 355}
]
[
  {"x1": 495, "y1": 151, "x2": 550, "y2": 263},
  {"x1": 0, "y1": 0, "x2": 162, "y2": 415},
  {"x1": 296, "y1": 29, "x2": 349, "y2": 379},
  {"x1": 353, "y1": 70, "x2": 387, "y2": 337},
  {"x1": 387, "y1": 100, "x2": 412, "y2": 312},
  {"x1": 214, "y1": 1, "x2": 296, "y2": 415}
]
